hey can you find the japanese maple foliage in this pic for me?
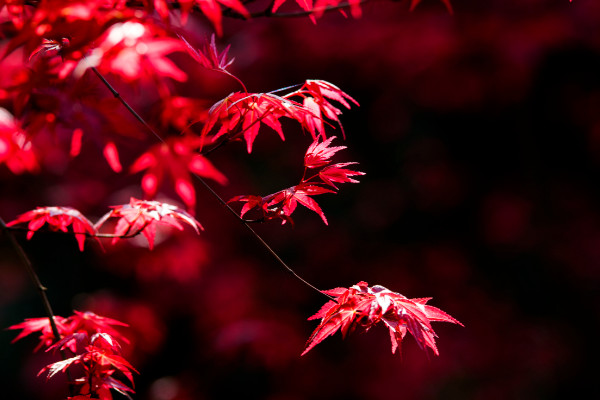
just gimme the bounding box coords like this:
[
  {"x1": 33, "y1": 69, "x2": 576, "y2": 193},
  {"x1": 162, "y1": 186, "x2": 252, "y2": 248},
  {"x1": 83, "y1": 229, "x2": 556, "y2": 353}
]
[
  {"x1": 95, "y1": 198, "x2": 203, "y2": 249},
  {"x1": 302, "y1": 282, "x2": 463, "y2": 356},
  {"x1": 40, "y1": 332, "x2": 137, "y2": 400},
  {"x1": 7, "y1": 206, "x2": 98, "y2": 251},
  {"x1": 201, "y1": 79, "x2": 358, "y2": 153},
  {"x1": 0, "y1": 0, "x2": 466, "y2": 398},
  {"x1": 130, "y1": 135, "x2": 228, "y2": 210},
  {"x1": 8, "y1": 311, "x2": 130, "y2": 352},
  {"x1": 230, "y1": 136, "x2": 364, "y2": 224},
  {"x1": 9, "y1": 311, "x2": 135, "y2": 400},
  {"x1": 0, "y1": 107, "x2": 38, "y2": 174}
]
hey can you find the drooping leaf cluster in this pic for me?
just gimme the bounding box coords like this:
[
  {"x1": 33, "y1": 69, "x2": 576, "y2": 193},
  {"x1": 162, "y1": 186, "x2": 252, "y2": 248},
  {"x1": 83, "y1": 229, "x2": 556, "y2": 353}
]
[
  {"x1": 7, "y1": 199, "x2": 202, "y2": 250},
  {"x1": 230, "y1": 136, "x2": 364, "y2": 225},
  {"x1": 9, "y1": 311, "x2": 135, "y2": 400}
]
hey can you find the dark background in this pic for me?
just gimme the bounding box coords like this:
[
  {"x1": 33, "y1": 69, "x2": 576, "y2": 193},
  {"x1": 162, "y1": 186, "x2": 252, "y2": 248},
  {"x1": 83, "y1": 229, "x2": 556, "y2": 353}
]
[{"x1": 2, "y1": 0, "x2": 600, "y2": 399}]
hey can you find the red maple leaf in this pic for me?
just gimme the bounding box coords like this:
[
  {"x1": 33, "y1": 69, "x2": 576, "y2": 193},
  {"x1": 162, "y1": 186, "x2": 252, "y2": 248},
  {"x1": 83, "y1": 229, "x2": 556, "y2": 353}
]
[
  {"x1": 7, "y1": 206, "x2": 98, "y2": 251},
  {"x1": 180, "y1": 33, "x2": 234, "y2": 72},
  {"x1": 92, "y1": 21, "x2": 187, "y2": 83},
  {"x1": 264, "y1": 183, "x2": 335, "y2": 225},
  {"x1": 272, "y1": 0, "x2": 316, "y2": 22},
  {"x1": 302, "y1": 281, "x2": 463, "y2": 356},
  {"x1": 312, "y1": 0, "x2": 363, "y2": 18},
  {"x1": 8, "y1": 310, "x2": 130, "y2": 352},
  {"x1": 227, "y1": 194, "x2": 266, "y2": 219},
  {"x1": 229, "y1": 136, "x2": 363, "y2": 224},
  {"x1": 7, "y1": 316, "x2": 69, "y2": 351},
  {"x1": 203, "y1": 92, "x2": 306, "y2": 153},
  {"x1": 230, "y1": 183, "x2": 334, "y2": 224},
  {"x1": 0, "y1": 107, "x2": 39, "y2": 174},
  {"x1": 319, "y1": 162, "x2": 365, "y2": 188},
  {"x1": 2, "y1": 0, "x2": 131, "y2": 70},
  {"x1": 203, "y1": 81, "x2": 357, "y2": 152},
  {"x1": 67, "y1": 311, "x2": 129, "y2": 344},
  {"x1": 304, "y1": 136, "x2": 347, "y2": 169},
  {"x1": 40, "y1": 332, "x2": 137, "y2": 400},
  {"x1": 179, "y1": 0, "x2": 250, "y2": 37},
  {"x1": 287, "y1": 80, "x2": 359, "y2": 139},
  {"x1": 130, "y1": 135, "x2": 228, "y2": 210},
  {"x1": 95, "y1": 198, "x2": 203, "y2": 249}
]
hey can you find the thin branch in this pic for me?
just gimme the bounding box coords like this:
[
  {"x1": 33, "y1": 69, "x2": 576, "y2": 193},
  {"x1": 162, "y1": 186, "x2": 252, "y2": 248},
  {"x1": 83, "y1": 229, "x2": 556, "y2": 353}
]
[
  {"x1": 0, "y1": 216, "x2": 75, "y2": 395},
  {"x1": 90, "y1": 66, "x2": 165, "y2": 145},
  {"x1": 92, "y1": 68, "x2": 336, "y2": 302}
]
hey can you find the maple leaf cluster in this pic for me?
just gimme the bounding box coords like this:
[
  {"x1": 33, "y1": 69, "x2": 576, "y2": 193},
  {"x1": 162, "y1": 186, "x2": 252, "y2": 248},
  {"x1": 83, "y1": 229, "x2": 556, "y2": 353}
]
[
  {"x1": 202, "y1": 80, "x2": 358, "y2": 153},
  {"x1": 7, "y1": 198, "x2": 202, "y2": 250},
  {"x1": 7, "y1": 206, "x2": 98, "y2": 251},
  {"x1": 230, "y1": 136, "x2": 364, "y2": 225},
  {"x1": 303, "y1": 281, "x2": 463, "y2": 356},
  {"x1": 8, "y1": 311, "x2": 135, "y2": 400}
]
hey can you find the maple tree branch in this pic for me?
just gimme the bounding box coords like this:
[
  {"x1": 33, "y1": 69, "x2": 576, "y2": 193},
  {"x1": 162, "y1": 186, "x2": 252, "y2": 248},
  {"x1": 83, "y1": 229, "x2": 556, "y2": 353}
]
[
  {"x1": 91, "y1": 68, "x2": 336, "y2": 302},
  {"x1": 0, "y1": 217, "x2": 75, "y2": 395},
  {"x1": 194, "y1": 175, "x2": 335, "y2": 300},
  {"x1": 0, "y1": 218, "x2": 61, "y2": 338},
  {"x1": 90, "y1": 66, "x2": 165, "y2": 144}
]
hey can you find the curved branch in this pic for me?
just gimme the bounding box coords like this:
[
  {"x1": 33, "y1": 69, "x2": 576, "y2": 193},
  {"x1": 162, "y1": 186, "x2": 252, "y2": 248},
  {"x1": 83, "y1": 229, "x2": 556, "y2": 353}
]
[{"x1": 0, "y1": 216, "x2": 75, "y2": 395}]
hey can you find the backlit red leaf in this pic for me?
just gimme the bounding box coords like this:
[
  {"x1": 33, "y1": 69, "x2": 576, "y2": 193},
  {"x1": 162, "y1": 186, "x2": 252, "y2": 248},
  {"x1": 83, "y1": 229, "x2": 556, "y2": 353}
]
[
  {"x1": 95, "y1": 197, "x2": 203, "y2": 249},
  {"x1": 7, "y1": 206, "x2": 98, "y2": 251},
  {"x1": 130, "y1": 135, "x2": 227, "y2": 210},
  {"x1": 303, "y1": 282, "x2": 463, "y2": 356}
]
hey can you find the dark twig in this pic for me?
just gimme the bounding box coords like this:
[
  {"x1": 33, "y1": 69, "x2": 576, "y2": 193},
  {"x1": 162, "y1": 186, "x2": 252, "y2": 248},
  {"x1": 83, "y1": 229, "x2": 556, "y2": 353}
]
[{"x1": 0, "y1": 217, "x2": 75, "y2": 395}]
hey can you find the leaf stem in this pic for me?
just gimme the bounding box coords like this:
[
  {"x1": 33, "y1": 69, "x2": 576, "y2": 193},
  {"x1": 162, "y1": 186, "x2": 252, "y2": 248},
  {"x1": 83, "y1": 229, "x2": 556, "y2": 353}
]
[{"x1": 90, "y1": 66, "x2": 165, "y2": 145}]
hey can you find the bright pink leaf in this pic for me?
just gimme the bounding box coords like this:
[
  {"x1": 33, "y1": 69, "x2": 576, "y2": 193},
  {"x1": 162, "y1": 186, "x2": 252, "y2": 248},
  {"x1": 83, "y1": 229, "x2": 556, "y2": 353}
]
[
  {"x1": 95, "y1": 197, "x2": 203, "y2": 249},
  {"x1": 130, "y1": 135, "x2": 227, "y2": 210},
  {"x1": 203, "y1": 92, "x2": 305, "y2": 153},
  {"x1": 304, "y1": 136, "x2": 346, "y2": 168},
  {"x1": 186, "y1": 0, "x2": 250, "y2": 37},
  {"x1": 7, "y1": 316, "x2": 69, "y2": 351},
  {"x1": 286, "y1": 80, "x2": 358, "y2": 139},
  {"x1": 0, "y1": 107, "x2": 39, "y2": 174},
  {"x1": 303, "y1": 282, "x2": 463, "y2": 356},
  {"x1": 319, "y1": 162, "x2": 365, "y2": 188},
  {"x1": 93, "y1": 22, "x2": 187, "y2": 83},
  {"x1": 264, "y1": 183, "x2": 335, "y2": 225},
  {"x1": 180, "y1": 33, "x2": 234, "y2": 72},
  {"x1": 7, "y1": 207, "x2": 98, "y2": 251}
]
